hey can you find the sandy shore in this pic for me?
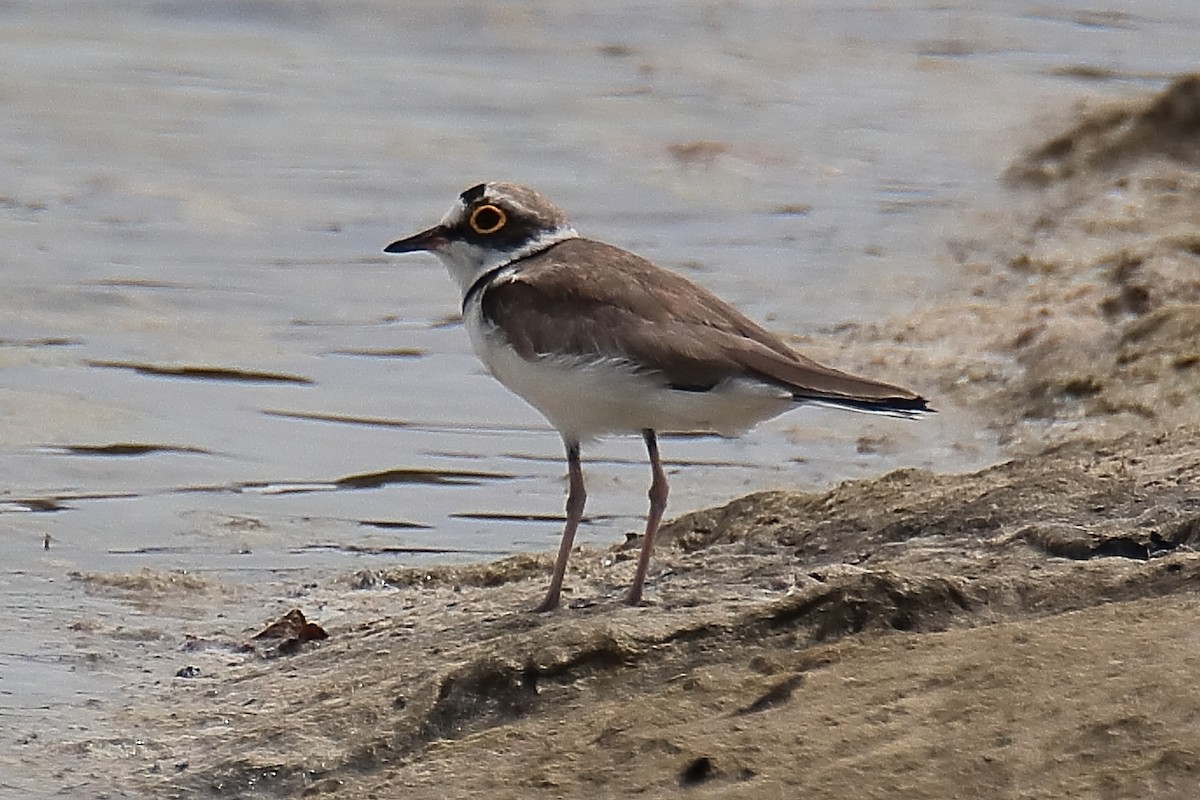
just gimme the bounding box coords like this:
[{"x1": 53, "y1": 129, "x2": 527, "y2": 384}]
[
  {"x1": 29, "y1": 76, "x2": 1200, "y2": 798},
  {"x1": 116, "y1": 425, "x2": 1200, "y2": 799}
]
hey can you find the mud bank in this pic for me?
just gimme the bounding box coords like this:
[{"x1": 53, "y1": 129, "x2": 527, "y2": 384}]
[
  {"x1": 108, "y1": 425, "x2": 1200, "y2": 799},
  {"x1": 896, "y1": 73, "x2": 1200, "y2": 447}
]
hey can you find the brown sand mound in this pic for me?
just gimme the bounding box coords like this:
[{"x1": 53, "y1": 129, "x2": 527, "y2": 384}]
[
  {"x1": 865, "y1": 74, "x2": 1200, "y2": 447},
  {"x1": 1005, "y1": 73, "x2": 1200, "y2": 185},
  {"x1": 118, "y1": 426, "x2": 1200, "y2": 799}
]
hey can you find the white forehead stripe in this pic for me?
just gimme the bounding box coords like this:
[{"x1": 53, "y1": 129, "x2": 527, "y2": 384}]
[{"x1": 439, "y1": 198, "x2": 467, "y2": 227}]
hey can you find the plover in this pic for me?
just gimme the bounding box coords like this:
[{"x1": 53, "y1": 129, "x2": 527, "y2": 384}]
[{"x1": 385, "y1": 182, "x2": 931, "y2": 611}]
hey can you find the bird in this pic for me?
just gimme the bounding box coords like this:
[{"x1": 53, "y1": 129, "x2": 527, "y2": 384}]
[{"x1": 384, "y1": 182, "x2": 931, "y2": 611}]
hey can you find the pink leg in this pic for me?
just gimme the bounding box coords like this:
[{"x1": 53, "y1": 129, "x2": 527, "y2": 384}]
[
  {"x1": 626, "y1": 429, "x2": 668, "y2": 606},
  {"x1": 534, "y1": 439, "x2": 585, "y2": 612}
]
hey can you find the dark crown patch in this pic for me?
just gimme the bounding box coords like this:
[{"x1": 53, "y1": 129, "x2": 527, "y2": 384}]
[{"x1": 459, "y1": 184, "x2": 488, "y2": 205}]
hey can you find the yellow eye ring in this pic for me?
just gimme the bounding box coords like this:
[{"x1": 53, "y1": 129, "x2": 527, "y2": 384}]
[{"x1": 468, "y1": 204, "x2": 507, "y2": 235}]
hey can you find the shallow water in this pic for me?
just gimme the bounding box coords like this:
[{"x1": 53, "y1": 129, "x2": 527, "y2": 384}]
[{"x1": 3, "y1": 0, "x2": 1200, "y2": 793}]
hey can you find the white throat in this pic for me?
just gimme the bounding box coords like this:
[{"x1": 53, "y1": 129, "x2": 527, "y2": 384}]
[{"x1": 434, "y1": 226, "x2": 578, "y2": 299}]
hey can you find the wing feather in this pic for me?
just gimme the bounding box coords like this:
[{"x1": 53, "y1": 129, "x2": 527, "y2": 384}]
[{"x1": 479, "y1": 239, "x2": 930, "y2": 412}]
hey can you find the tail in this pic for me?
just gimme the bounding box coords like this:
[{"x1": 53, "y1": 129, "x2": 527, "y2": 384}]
[
  {"x1": 719, "y1": 333, "x2": 936, "y2": 421},
  {"x1": 798, "y1": 393, "x2": 934, "y2": 420}
]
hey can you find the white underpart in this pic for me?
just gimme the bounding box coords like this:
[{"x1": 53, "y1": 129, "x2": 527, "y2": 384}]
[{"x1": 464, "y1": 304, "x2": 794, "y2": 441}]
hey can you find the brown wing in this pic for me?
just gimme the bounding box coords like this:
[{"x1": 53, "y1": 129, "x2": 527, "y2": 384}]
[{"x1": 479, "y1": 238, "x2": 929, "y2": 412}]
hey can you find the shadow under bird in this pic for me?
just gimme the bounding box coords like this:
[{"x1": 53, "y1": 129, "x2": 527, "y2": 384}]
[{"x1": 385, "y1": 182, "x2": 932, "y2": 611}]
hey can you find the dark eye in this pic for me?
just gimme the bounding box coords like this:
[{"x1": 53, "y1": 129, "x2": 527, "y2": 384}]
[{"x1": 469, "y1": 204, "x2": 506, "y2": 235}]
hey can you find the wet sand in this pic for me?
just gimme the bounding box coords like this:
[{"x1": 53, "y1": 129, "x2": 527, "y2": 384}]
[
  {"x1": 10, "y1": 74, "x2": 1200, "y2": 797},
  {"x1": 126, "y1": 425, "x2": 1200, "y2": 798}
]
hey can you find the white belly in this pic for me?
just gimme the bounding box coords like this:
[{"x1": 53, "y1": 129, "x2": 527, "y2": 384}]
[{"x1": 465, "y1": 309, "x2": 794, "y2": 442}]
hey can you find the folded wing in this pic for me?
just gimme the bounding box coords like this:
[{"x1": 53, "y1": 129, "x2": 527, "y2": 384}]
[{"x1": 479, "y1": 239, "x2": 931, "y2": 417}]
